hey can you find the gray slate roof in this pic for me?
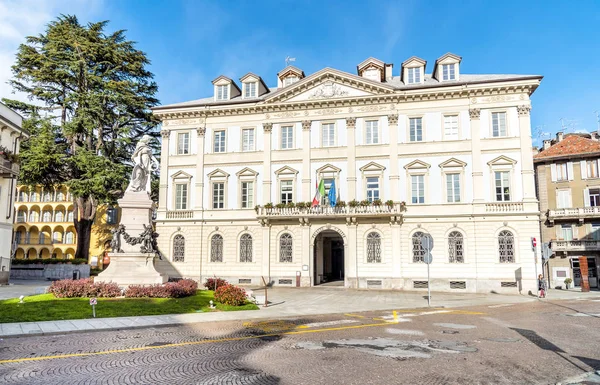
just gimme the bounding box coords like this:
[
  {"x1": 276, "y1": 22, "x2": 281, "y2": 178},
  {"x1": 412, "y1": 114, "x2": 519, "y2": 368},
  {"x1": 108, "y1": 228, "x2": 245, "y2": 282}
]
[{"x1": 156, "y1": 73, "x2": 540, "y2": 110}]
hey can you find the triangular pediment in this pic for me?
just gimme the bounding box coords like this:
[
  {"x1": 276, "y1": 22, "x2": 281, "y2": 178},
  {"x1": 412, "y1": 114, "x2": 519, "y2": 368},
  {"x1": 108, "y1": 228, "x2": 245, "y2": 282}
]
[
  {"x1": 316, "y1": 164, "x2": 342, "y2": 174},
  {"x1": 236, "y1": 167, "x2": 259, "y2": 177},
  {"x1": 404, "y1": 160, "x2": 431, "y2": 170},
  {"x1": 487, "y1": 155, "x2": 517, "y2": 167},
  {"x1": 439, "y1": 158, "x2": 467, "y2": 169},
  {"x1": 171, "y1": 170, "x2": 193, "y2": 180},
  {"x1": 207, "y1": 168, "x2": 230, "y2": 179},
  {"x1": 360, "y1": 161, "x2": 386, "y2": 172},
  {"x1": 274, "y1": 165, "x2": 299, "y2": 176},
  {"x1": 265, "y1": 68, "x2": 395, "y2": 104}
]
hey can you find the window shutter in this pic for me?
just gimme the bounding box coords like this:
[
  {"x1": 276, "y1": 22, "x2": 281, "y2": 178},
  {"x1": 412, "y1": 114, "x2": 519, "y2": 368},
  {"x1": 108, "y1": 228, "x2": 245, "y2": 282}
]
[
  {"x1": 584, "y1": 188, "x2": 591, "y2": 207},
  {"x1": 555, "y1": 225, "x2": 561, "y2": 239},
  {"x1": 573, "y1": 225, "x2": 579, "y2": 239},
  {"x1": 567, "y1": 189, "x2": 572, "y2": 208},
  {"x1": 567, "y1": 162, "x2": 574, "y2": 181},
  {"x1": 550, "y1": 164, "x2": 557, "y2": 182},
  {"x1": 581, "y1": 160, "x2": 587, "y2": 179}
]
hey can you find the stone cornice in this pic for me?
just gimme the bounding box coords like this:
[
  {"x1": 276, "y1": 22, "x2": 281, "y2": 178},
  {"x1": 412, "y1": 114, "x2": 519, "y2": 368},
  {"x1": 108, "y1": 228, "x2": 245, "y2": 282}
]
[{"x1": 154, "y1": 78, "x2": 541, "y2": 121}]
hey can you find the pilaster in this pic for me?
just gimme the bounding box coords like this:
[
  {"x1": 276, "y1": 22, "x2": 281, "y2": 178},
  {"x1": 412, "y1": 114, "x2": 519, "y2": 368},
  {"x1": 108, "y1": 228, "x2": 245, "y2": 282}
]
[
  {"x1": 261, "y1": 223, "x2": 271, "y2": 278},
  {"x1": 391, "y1": 222, "x2": 401, "y2": 278},
  {"x1": 262, "y1": 123, "x2": 273, "y2": 203},
  {"x1": 301, "y1": 222, "x2": 311, "y2": 286},
  {"x1": 517, "y1": 105, "x2": 536, "y2": 202},
  {"x1": 195, "y1": 127, "x2": 206, "y2": 211},
  {"x1": 346, "y1": 117, "x2": 357, "y2": 200},
  {"x1": 346, "y1": 220, "x2": 358, "y2": 288},
  {"x1": 302, "y1": 120, "x2": 312, "y2": 201},
  {"x1": 158, "y1": 129, "x2": 170, "y2": 212},
  {"x1": 388, "y1": 114, "x2": 399, "y2": 201},
  {"x1": 469, "y1": 109, "x2": 484, "y2": 203}
]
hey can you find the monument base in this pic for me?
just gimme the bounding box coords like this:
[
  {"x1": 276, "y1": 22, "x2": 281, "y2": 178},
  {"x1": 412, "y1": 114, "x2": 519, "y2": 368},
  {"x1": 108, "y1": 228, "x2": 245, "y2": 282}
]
[{"x1": 95, "y1": 253, "x2": 168, "y2": 286}]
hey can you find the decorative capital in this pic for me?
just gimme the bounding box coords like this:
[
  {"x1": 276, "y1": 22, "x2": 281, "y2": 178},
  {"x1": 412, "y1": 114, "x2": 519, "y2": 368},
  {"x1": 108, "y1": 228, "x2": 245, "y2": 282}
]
[
  {"x1": 387, "y1": 114, "x2": 399, "y2": 125},
  {"x1": 345, "y1": 117, "x2": 356, "y2": 128},
  {"x1": 196, "y1": 127, "x2": 206, "y2": 137},
  {"x1": 469, "y1": 108, "x2": 481, "y2": 120},
  {"x1": 263, "y1": 123, "x2": 273, "y2": 133},
  {"x1": 517, "y1": 105, "x2": 531, "y2": 116},
  {"x1": 302, "y1": 120, "x2": 312, "y2": 131},
  {"x1": 160, "y1": 130, "x2": 170, "y2": 139}
]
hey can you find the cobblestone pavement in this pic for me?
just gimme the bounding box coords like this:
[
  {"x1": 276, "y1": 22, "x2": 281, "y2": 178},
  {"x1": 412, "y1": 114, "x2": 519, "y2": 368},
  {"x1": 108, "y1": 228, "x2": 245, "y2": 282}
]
[{"x1": 0, "y1": 298, "x2": 598, "y2": 384}]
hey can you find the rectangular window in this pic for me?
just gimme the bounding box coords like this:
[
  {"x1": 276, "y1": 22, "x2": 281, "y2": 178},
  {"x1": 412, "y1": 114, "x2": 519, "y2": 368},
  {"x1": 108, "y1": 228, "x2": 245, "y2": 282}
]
[
  {"x1": 587, "y1": 160, "x2": 599, "y2": 178},
  {"x1": 212, "y1": 182, "x2": 224, "y2": 209},
  {"x1": 494, "y1": 171, "x2": 511, "y2": 201},
  {"x1": 411, "y1": 175, "x2": 425, "y2": 204},
  {"x1": 492, "y1": 112, "x2": 507, "y2": 137},
  {"x1": 366, "y1": 177, "x2": 380, "y2": 202},
  {"x1": 442, "y1": 64, "x2": 456, "y2": 81},
  {"x1": 557, "y1": 189, "x2": 571, "y2": 209},
  {"x1": 177, "y1": 132, "x2": 190, "y2": 155},
  {"x1": 281, "y1": 126, "x2": 294, "y2": 149},
  {"x1": 444, "y1": 115, "x2": 459, "y2": 140},
  {"x1": 242, "y1": 128, "x2": 255, "y2": 151},
  {"x1": 589, "y1": 188, "x2": 600, "y2": 206},
  {"x1": 446, "y1": 173, "x2": 460, "y2": 203},
  {"x1": 555, "y1": 163, "x2": 568, "y2": 181},
  {"x1": 241, "y1": 181, "x2": 254, "y2": 208},
  {"x1": 175, "y1": 184, "x2": 188, "y2": 210},
  {"x1": 323, "y1": 178, "x2": 335, "y2": 205},
  {"x1": 244, "y1": 82, "x2": 257, "y2": 98},
  {"x1": 365, "y1": 120, "x2": 379, "y2": 144},
  {"x1": 214, "y1": 130, "x2": 226, "y2": 153},
  {"x1": 283, "y1": 76, "x2": 298, "y2": 86},
  {"x1": 216, "y1": 85, "x2": 228, "y2": 100},
  {"x1": 409, "y1": 117, "x2": 423, "y2": 142},
  {"x1": 322, "y1": 123, "x2": 335, "y2": 147},
  {"x1": 592, "y1": 223, "x2": 600, "y2": 240},
  {"x1": 407, "y1": 67, "x2": 421, "y2": 84},
  {"x1": 561, "y1": 224, "x2": 573, "y2": 241},
  {"x1": 280, "y1": 180, "x2": 293, "y2": 203}
]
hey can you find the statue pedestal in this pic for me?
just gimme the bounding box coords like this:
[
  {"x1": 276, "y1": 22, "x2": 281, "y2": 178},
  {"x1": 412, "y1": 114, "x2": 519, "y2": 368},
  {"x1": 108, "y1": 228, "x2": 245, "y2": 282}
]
[
  {"x1": 118, "y1": 191, "x2": 154, "y2": 253},
  {"x1": 96, "y1": 253, "x2": 167, "y2": 286}
]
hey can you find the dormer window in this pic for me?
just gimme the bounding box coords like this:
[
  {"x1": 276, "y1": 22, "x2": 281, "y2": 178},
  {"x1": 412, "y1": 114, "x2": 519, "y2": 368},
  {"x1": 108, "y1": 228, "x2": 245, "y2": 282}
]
[
  {"x1": 244, "y1": 82, "x2": 257, "y2": 98},
  {"x1": 407, "y1": 67, "x2": 421, "y2": 84},
  {"x1": 216, "y1": 85, "x2": 229, "y2": 100},
  {"x1": 363, "y1": 68, "x2": 381, "y2": 82},
  {"x1": 442, "y1": 64, "x2": 456, "y2": 81},
  {"x1": 401, "y1": 56, "x2": 426, "y2": 85},
  {"x1": 283, "y1": 76, "x2": 299, "y2": 87},
  {"x1": 357, "y1": 57, "x2": 385, "y2": 82},
  {"x1": 277, "y1": 66, "x2": 305, "y2": 88}
]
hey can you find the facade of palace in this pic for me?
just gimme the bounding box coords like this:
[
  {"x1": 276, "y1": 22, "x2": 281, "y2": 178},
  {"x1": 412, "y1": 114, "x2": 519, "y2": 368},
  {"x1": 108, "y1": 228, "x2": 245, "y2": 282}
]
[
  {"x1": 13, "y1": 185, "x2": 119, "y2": 267},
  {"x1": 153, "y1": 53, "x2": 543, "y2": 293},
  {"x1": 0, "y1": 102, "x2": 28, "y2": 271},
  {"x1": 535, "y1": 132, "x2": 600, "y2": 290}
]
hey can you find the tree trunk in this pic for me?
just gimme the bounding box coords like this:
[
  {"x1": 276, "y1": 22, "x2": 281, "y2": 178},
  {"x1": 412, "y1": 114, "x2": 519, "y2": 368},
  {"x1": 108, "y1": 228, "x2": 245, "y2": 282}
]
[{"x1": 73, "y1": 195, "x2": 97, "y2": 261}]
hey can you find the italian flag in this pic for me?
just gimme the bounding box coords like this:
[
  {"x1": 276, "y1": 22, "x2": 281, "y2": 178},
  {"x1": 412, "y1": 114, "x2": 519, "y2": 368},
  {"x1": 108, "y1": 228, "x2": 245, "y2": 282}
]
[{"x1": 312, "y1": 179, "x2": 325, "y2": 207}]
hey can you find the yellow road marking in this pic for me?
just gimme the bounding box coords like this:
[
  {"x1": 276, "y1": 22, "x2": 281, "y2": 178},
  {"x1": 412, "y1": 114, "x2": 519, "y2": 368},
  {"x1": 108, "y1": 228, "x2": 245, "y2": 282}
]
[
  {"x1": 344, "y1": 313, "x2": 366, "y2": 318},
  {"x1": 0, "y1": 322, "x2": 389, "y2": 365}
]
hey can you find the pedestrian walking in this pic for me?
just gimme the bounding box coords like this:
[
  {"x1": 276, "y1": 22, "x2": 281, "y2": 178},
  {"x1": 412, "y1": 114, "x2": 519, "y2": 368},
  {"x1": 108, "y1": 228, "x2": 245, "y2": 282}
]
[{"x1": 538, "y1": 274, "x2": 546, "y2": 298}]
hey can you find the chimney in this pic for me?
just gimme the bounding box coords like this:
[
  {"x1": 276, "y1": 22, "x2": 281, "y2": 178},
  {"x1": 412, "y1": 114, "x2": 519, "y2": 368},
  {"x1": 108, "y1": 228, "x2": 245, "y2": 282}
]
[
  {"x1": 557, "y1": 131, "x2": 564, "y2": 142},
  {"x1": 543, "y1": 139, "x2": 552, "y2": 150},
  {"x1": 384, "y1": 64, "x2": 394, "y2": 81}
]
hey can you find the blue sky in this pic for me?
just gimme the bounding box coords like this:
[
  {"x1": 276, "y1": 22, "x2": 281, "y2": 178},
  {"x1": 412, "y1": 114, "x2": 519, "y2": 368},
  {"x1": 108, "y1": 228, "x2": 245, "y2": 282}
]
[{"x1": 1, "y1": 0, "x2": 599, "y2": 145}]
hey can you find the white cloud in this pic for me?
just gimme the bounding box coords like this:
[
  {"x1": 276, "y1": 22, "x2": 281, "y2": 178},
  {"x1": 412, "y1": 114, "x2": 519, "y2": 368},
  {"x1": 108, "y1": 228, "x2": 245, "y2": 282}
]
[{"x1": 0, "y1": 0, "x2": 104, "y2": 104}]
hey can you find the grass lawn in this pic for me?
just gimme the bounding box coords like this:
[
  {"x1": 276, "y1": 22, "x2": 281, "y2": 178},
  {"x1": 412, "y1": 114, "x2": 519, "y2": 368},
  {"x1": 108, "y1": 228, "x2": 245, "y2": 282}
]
[{"x1": 0, "y1": 291, "x2": 258, "y2": 323}]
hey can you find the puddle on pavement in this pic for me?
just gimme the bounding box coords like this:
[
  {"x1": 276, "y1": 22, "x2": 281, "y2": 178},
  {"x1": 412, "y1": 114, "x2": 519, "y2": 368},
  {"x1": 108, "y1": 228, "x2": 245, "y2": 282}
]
[
  {"x1": 294, "y1": 338, "x2": 477, "y2": 359},
  {"x1": 434, "y1": 323, "x2": 476, "y2": 329}
]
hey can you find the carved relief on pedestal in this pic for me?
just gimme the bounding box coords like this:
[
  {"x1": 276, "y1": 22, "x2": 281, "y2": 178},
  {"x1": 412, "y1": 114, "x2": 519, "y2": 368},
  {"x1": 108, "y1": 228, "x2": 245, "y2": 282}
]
[
  {"x1": 345, "y1": 117, "x2": 356, "y2": 129},
  {"x1": 469, "y1": 108, "x2": 481, "y2": 120},
  {"x1": 387, "y1": 114, "x2": 399, "y2": 125},
  {"x1": 517, "y1": 105, "x2": 531, "y2": 116},
  {"x1": 263, "y1": 122, "x2": 273, "y2": 133},
  {"x1": 302, "y1": 120, "x2": 312, "y2": 131}
]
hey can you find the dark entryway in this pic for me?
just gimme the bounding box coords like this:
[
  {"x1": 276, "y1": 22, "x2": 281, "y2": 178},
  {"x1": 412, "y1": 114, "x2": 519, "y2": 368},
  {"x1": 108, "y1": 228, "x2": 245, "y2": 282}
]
[{"x1": 314, "y1": 230, "x2": 345, "y2": 285}]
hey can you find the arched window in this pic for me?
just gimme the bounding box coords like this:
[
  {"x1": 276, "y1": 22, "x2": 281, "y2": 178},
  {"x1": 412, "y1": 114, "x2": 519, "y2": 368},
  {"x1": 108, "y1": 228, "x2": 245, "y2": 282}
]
[
  {"x1": 498, "y1": 230, "x2": 515, "y2": 263},
  {"x1": 366, "y1": 232, "x2": 381, "y2": 263},
  {"x1": 29, "y1": 211, "x2": 39, "y2": 222},
  {"x1": 42, "y1": 211, "x2": 52, "y2": 222},
  {"x1": 448, "y1": 231, "x2": 464, "y2": 263},
  {"x1": 279, "y1": 233, "x2": 293, "y2": 263},
  {"x1": 55, "y1": 211, "x2": 64, "y2": 222},
  {"x1": 67, "y1": 211, "x2": 74, "y2": 222},
  {"x1": 412, "y1": 231, "x2": 429, "y2": 263},
  {"x1": 172, "y1": 235, "x2": 185, "y2": 262},
  {"x1": 211, "y1": 234, "x2": 223, "y2": 262},
  {"x1": 57, "y1": 192, "x2": 65, "y2": 201},
  {"x1": 65, "y1": 232, "x2": 75, "y2": 244},
  {"x1": 53, "y1": 232, "x2": 62, "y2": 243},
  {"x1": 43, "y1": 192, "x2": 52, "y2": 202},
  {"x1": 240, "y1": 233, "x2": 253, "y2": 262}
]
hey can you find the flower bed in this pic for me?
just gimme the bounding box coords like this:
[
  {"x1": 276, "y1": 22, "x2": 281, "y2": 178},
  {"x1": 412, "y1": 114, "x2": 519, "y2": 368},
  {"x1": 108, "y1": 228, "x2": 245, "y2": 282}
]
[
  {"x1": 214, "y1": 284, "x2": 247, "y2": 306},
  {"x1": 12, "y1": 258, "x2": 88, "y2": 265},
  {"x1": 124, "y1": 279, "x2": 198, "y2": 298},
  {"x1": 48, "y1": 278, "x2": 121, "y2": 298}
]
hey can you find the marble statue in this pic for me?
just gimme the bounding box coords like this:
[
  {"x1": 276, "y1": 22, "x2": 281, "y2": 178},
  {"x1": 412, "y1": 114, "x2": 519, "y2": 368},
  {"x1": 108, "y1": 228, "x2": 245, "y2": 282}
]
[{"x1": 126, "y1": 135, "x2": 159, "y2": 193}]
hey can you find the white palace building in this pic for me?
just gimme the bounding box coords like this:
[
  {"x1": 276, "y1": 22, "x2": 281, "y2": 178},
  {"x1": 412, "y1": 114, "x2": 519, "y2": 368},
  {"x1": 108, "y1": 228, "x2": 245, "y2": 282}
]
[{"x1": 153, "y1": 53, "x2": 543, "y2": 293}]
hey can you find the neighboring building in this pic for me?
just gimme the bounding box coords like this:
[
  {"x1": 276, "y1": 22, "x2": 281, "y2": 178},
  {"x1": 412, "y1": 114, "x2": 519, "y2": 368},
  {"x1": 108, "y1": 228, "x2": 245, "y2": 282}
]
[
  {"x1": 534, "y1": 132, "x2": 600, "y2": 290},
  {"x1": 0, "y1": 102, "x2": 28, "y2": 270},
  {"x1": 152, "y1": 53, "x2": 543, "y2": 293},
  {"x1": 13, "y1": 185, "x2": 119, "y2": 266}
]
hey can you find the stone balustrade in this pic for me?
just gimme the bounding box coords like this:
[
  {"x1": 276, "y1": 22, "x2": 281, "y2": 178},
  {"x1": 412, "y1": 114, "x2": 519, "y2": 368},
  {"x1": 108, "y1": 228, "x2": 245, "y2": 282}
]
[{"x1": 551, "y1": 239, "x2": 600, "y2": 251}]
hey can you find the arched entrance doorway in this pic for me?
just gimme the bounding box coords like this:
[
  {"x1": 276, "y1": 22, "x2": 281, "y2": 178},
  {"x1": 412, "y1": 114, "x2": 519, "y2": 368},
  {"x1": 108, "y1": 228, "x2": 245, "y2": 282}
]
[{"x1": 312, "y1": 226, "x2": 346, "y2": 286}]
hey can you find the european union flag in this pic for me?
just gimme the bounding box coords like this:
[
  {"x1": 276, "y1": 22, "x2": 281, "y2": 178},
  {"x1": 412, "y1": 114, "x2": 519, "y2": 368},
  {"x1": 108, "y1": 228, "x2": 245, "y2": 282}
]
[{"x1": 328, "y1": 180, "x2": 337, "y2": 207}]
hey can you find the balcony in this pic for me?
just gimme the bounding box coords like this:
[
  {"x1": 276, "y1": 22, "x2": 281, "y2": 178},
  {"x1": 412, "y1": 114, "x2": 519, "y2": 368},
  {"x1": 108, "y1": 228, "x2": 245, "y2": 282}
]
[
  {"x1": 0, "y1": 158, "x2": 18, "y2": 177},
  {"x1": 551, "y1": 239, "x2": 600, "y2": 252},
  {"x1": 547, "y1": 207, "x2": 600, "y2": 223},
  {"x1": 485, "y1": 202, "x2": 524, "y2": 213},
  {"x1": 256, "y1": 203, "x2": 404, "y2": 222},
  {"x1": 166, "y1": 210, "x2": 194, "y2": 219}
]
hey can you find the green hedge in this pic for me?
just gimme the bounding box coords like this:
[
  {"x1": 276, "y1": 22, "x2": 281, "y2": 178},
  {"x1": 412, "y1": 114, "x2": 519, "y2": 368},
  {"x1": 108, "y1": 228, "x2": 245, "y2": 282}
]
[{"x1": 11, "y1": 258, "x2": 88, "y2": 265}]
